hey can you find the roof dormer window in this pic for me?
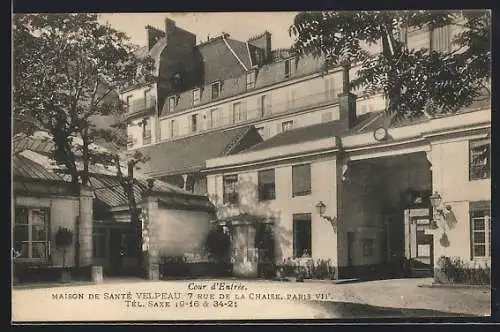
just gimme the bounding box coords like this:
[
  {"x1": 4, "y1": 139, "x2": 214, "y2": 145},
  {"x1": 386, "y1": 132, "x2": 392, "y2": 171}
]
[
  {"x1": 246, "y1": 70, "x2": 256, "y2": 90},
  {"x1": 211, "y1": 81, "x2": 221, "y2": 100},
  {"x1": 193, "y1": 88, "x2": 201, "y2": 106},
  {"x1": 284, "y1": 58, "x2": 295, "y2": 78},
  {"x1": 168, "y1": 96, "x2": 176, "y2": 112}
]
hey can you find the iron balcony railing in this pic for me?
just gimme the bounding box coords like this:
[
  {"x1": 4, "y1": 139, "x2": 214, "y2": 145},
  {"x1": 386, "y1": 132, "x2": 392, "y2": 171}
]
[{"x1": 160, "y1": 89, "x2": 343, "y2": 140}]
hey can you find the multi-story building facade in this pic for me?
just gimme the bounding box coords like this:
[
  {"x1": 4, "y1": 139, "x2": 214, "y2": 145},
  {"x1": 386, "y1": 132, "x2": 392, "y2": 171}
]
[{"x1": 122, "y1": 17, "x2": 490, "y2": 279}]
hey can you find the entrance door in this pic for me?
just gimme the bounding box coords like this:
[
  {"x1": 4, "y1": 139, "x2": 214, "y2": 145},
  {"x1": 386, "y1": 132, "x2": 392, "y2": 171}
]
[{"x1": 404, "y1": 208, "x2": 434, "y2": 277}]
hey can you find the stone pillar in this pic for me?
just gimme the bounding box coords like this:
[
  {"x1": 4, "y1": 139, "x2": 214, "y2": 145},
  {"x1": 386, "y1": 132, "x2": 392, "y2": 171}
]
[
  {"x1": 142, "y1": 193, "x2": 160, "y2": 280},
  {"x1": 79, "y1": 187, "x2": 94, "y2": 267}
]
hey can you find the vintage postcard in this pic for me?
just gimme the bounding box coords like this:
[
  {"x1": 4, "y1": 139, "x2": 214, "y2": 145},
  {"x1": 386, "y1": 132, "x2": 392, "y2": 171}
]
[{"x1": 11, "y1": 10, "x2": 492, "y2": 322}]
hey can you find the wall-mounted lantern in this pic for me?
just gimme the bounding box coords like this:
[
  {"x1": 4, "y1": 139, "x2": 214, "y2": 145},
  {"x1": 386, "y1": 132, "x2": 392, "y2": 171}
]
[
  {"x1": 429, "y1": 191, "x2": 452, "y2": 230},
  {"x1": 315, "y1": 201, "x2": 338, "y2": 233}
]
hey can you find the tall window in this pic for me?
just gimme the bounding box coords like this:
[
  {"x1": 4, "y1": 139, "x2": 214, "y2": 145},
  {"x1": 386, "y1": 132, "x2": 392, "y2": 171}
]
[
  {"x1": 292, "y1": 164, "x2": 311, "y2": 197},
  {"x1": 193, "y1": 88, "x2": 201, "y2": 106},
  {"x1": 247, "y1": 71, "x2": 256, "y2": 89},
  {"x1": 223, "y1": 175, "x2": 239, "y2": 204},
  {"x1": 260, "y1": 95, "x2": 271, "y2": 117},
  {"x1": 258, "y1": 169, "x2": 276, "y2": 201},
  {"x1": 470, "y1": 201, "x2": 491, "y2": 258},
  {"x1": 125, "y1": 95, "x2": 131, "y2": 112},
  {"x1": 470, "y1": 138, "x2": 490, "y2": 180},
  {"x1": 232, "y1": 102, "x2": 246, "y2": 123},
  {"x1": 191, "y1": 114, "x2": 198, "y2": 133},
  {"x1": 142, "y1": 118, "x2": 151, "y2": 145},
  {"x1": 293, "y1": 213, "x2": 312, "y2": 258},
  {"x1": 168, "y1": 96, "x2": 176, "y2": 112},
  {"x1": 14, "y1": 207, "x2": 50, "y2": 261},
  {"x1": 284, "y1": 58, "x2": 295, "y2": 78},
  {"x1": 431, "y1": 25, "x2": 451, "y2": 53},
  {"x1": 211, "y1": 82, "x2": 221, "y2": 100},
  {"x1": 210, "y1": 108, "x2": 220, "y2": 128},
  {"x1": 170, "y1": 119, "x2": 178, "y2": 138},
  {"x1": 282, "y1": 120, "x2": 294, "y2": 132}
]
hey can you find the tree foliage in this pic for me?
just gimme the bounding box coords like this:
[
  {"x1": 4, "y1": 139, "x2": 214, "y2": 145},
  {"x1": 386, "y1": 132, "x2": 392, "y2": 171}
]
[
  {"x1": 13, "y1": 13, "x2": 155, "y2": 268},
  {"x1": 289, "y1": 10, "x2": 491, "y2": 120},
  {"x1": 13, "y1": 13, "x2": 154, "y2": 185}
]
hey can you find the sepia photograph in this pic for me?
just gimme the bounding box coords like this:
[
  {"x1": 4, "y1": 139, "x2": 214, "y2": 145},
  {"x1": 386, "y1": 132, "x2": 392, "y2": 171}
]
[{"x1": 11, "y1": 10, "x2": 492, "y2": 322}]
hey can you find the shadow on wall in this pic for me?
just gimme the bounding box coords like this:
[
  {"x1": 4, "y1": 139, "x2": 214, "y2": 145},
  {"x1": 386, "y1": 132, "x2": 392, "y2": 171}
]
[{"x1": 207, "y1": 176, "x2": 292, "y2": 261}]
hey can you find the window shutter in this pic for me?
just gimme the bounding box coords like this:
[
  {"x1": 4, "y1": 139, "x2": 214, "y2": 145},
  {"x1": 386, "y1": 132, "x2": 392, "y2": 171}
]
[
  {"x1": 241, "y1": 101, "x2": 247, "y2": 121},
  {"x1": 276, "y1": 122, "x2": 282, "y2": 134}
]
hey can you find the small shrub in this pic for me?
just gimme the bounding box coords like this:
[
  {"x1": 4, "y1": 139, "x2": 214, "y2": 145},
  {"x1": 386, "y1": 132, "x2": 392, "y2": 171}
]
[
  {"x1": 436, "y1": 255, "x2": 490, "y2": 285},
  {"x1": 275, "y1": 257, "x2": 335, "y2": 280}
]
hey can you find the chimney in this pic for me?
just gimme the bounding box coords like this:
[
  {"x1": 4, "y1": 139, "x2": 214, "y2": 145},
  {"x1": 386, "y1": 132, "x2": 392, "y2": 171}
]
[
  {"x1": 146, "y1": 25, "x2": 165, "y2": 50},
  {"x1": 165, "y1": 18, "x2": 176, "y2": 37},
  {"x1": 248, "y1": 31, "x2": 272, "y2": 63},
  {"x1": 338, "y1": 65, "x2": 357, "y2": 129}
]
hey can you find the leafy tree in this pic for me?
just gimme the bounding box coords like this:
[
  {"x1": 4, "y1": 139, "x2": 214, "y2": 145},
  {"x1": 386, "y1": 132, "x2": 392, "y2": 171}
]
[
  {"x1": 13, "y1": 13, "x2": 155, "y2": 268},
  {"x1": 289, "y1": 10, "x2": 491, "y2": 120}
]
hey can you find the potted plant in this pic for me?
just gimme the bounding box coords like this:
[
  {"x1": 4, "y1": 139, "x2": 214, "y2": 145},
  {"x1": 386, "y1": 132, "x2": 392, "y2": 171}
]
[{"x1": 55, "y1": 227, "x2": 74, "y2": 283}]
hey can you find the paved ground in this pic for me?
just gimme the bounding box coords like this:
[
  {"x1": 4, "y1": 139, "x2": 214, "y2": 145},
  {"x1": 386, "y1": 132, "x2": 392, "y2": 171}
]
[{"x1": 12, "y1": 277, "x2": 491, "y2": 321}]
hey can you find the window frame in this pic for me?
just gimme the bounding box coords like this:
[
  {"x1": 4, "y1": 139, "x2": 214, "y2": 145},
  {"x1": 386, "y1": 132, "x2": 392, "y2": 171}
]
[
  {"x1": 168, "y1": 96, "x2": 176, "y2": 113},
  {"x1": 258, "y1": 169, "x2": 276, "y2": 201},
  {"x1": 469, "y1": 138, "x2": 491, "y2": 181},
  {"x1": 292, "y1": 163, "x2": 312, "y2": 197},
  {"x1": 193, "y1": 88, "x2": 201, "y2": 106},
  {"x1": 284, "y1": 58, "x2": 295, "y2": 78},
  {"x1": 142, "y1": 118, "x2": 151, "y2": 145},
  {"x1": 14, "y1": 206, "x2": 51, "y2": 262},
  {"x1": 191, "y1": 113, "x2": 198, "y2": 133},
  {"x1": 210, "y1": 108, "x2": 220, "y2": 129},
  {"x1": 282, "y1": 120, "x2": 294, "y2": 132},
  {"x1": 170, "y1": 119, "x2": 177, "y2": 138},
  {"x1": 222, "y1": 174, "x2": 239, "y2": 205},
  {"x1": 470, "y1": 202, "x2": 491, "y2": 259},
  {"x1": 232, "y1": 102, "x2": 246, "y2": 124},
  {"x1": 211, "y1": 82, "x2": 221, "y2": 100},
  {"x1": 292, "y1": 213, "x2": 312, "y2": 258},
  {"x1": 246, "y1": 70, "x2": 256, "y2": 89}
]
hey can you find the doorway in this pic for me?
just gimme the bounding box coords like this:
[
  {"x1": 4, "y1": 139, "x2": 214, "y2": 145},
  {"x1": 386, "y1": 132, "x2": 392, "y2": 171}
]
[{"x1": 404, "y1": 208, "x2": 434, "y2": 277}]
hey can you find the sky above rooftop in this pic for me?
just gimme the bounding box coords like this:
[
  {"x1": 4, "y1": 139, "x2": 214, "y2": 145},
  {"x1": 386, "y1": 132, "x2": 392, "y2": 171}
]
[{"x1": 98, "y1": 12, "x2": 299, "y2": 49}]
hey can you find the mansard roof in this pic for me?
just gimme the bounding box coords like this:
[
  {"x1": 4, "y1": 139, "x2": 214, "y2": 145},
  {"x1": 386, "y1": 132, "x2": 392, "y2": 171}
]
[{"x1": 160, "y1": 52, "x2": 325, "y2": 116}]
